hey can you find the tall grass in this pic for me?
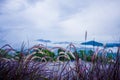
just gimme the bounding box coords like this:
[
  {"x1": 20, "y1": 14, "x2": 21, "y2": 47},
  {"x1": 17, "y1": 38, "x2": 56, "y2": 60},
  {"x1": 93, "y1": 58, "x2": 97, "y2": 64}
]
[{"x1": 0, "y1": 43, "x2": 120, "y2": 80}]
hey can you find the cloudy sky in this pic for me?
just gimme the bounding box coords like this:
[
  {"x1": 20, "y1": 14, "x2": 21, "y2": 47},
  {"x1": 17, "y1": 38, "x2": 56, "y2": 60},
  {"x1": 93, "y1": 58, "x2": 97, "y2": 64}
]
[{"x1": 0, "y1": 0, "x2": 120, "y2": 46}]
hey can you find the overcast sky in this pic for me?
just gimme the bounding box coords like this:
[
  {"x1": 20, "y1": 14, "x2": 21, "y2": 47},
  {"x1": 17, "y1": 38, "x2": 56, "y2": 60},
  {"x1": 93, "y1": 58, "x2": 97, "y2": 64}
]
[{"x1": 0, "y1": 0, "x2": 120, "y2": 46}]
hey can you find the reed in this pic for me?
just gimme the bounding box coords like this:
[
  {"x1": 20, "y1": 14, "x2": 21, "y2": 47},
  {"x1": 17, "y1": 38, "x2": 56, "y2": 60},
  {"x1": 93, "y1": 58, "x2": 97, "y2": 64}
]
[{"x1": 0, "y1": 43, "x2": 119, "y2": 80}]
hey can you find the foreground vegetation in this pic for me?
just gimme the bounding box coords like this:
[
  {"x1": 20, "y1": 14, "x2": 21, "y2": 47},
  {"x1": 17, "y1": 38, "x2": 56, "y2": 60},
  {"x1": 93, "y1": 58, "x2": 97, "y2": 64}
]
[{"x1": 0, "y1": 43, "x2": 120, "y2": 80}]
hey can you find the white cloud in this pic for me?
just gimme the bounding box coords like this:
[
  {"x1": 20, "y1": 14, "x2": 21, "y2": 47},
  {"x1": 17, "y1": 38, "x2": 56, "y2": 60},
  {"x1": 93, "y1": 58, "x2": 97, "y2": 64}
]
[
  {"x1": 0, "y1": 0, "x2": 120, "y2": 47},
  {"x1": 59, "y1": 0, "x2": 120, "y2": 41}
]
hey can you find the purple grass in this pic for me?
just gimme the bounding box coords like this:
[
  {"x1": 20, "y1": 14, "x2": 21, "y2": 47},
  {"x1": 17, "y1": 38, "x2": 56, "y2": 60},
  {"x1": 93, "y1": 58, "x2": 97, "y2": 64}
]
[{"x1": 0, "y1": 44, "x2": 120, "y2": 80}]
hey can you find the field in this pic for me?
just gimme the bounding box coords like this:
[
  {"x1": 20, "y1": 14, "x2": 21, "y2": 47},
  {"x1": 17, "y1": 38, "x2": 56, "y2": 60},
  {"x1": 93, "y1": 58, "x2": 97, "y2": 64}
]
[{"x1": 0, "y1": 43, "x2": 120, "y2": 80}]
